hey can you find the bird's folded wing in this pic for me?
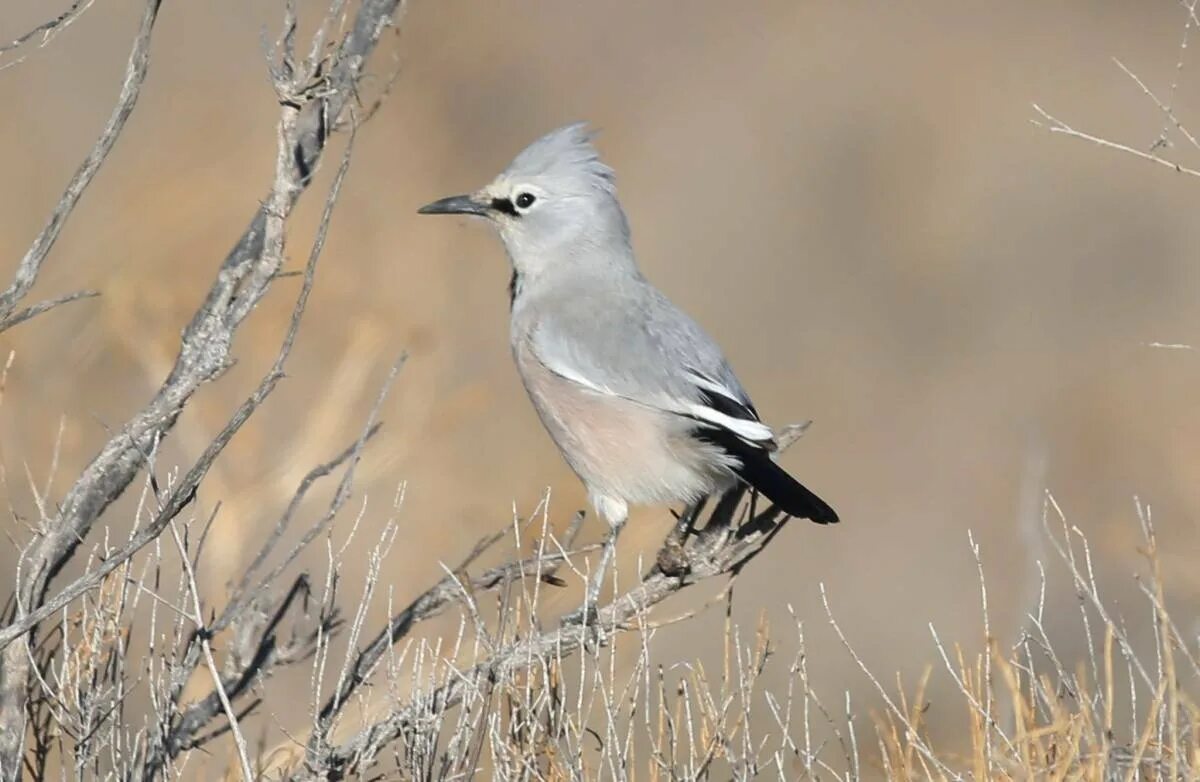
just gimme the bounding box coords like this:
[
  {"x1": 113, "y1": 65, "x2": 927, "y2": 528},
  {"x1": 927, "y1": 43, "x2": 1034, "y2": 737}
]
[{"x1": 527, "y1": 303, "x2": 776, "y2": 449}]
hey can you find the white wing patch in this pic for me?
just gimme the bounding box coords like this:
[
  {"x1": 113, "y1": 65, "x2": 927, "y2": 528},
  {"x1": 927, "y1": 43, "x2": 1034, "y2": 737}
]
[
  {"x1": 542, "y1": 358, "x2": 613, "y2": 396},
  {"x1": 684, "y1": 404, "x2": 774, "y2": 442},
  {"x1": 684, "y1": 368, "x2": 775, "y2": 444},
  {"x1": 686, "y1": 370, "x2": 734, "y2": 399}
]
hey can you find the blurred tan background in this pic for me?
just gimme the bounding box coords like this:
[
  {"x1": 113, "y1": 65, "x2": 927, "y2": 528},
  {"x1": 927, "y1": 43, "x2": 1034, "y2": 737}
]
[{"x1": 4, "y1": 0, "x2": 1200, "y2": 770}]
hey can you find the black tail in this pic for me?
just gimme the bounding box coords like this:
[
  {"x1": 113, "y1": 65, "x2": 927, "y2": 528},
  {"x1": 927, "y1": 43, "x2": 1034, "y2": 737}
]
[{"x1": 734, "y1": 449, "x2": 839, "y2": 524}]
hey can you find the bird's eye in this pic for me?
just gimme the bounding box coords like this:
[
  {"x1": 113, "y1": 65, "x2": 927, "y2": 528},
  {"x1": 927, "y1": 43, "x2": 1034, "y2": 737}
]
[{"x1": 515, "y1": 192, "x2": 536, "y2": 209}]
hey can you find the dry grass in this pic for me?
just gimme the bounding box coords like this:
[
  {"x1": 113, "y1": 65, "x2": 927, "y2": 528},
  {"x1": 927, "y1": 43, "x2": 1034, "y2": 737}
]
[
  {"x1": 152, "y1": 492, "x2": 1194, "y2": 780},
  {"x1": 420, "y1": 496, "x2": 1198, "y2": 781},
  {"x1": 15, "y1": 453, "x2": 1199, "y2": 780},
  {"x1": 861, "y1": 501, "x2": 1199, "y2": 781},
  {"x1": 219, "y1": 486, "x2": 1194, "y2": 781}
]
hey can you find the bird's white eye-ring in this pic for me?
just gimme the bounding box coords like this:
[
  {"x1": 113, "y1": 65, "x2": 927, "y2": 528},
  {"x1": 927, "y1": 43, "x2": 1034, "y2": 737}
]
[{"x1": 515, "y1": 192, "x2": 536, "y2": 209}]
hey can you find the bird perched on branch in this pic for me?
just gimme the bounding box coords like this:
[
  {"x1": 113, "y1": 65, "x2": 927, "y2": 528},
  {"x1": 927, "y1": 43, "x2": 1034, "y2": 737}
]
[{"x1": 419, "y1": 123, "x2": 837, "y2": 613}]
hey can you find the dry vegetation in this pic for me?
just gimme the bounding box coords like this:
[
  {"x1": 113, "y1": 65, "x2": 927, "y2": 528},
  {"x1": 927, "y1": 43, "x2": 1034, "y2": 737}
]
[{"x1": 2, "y1": 0, "x2": 1200, "y2": 780}]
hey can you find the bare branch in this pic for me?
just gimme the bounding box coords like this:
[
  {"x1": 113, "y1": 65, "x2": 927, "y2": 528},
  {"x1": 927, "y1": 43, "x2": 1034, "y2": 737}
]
[
  {"x1": 0, "y1": 289, "x2": 98, "y2": 332},
  {"x1": 136, "y1": 135, "x2": 400, "y2": 782},
  {"x1": 0, "y1": 0, "x2": 97, "y2": 60},
  {"x1": 0, "y1": 0, "x2": 161, "y2": 330},
  {"x1": 167, "y1": 521, "x2": 255, "y2": 782},
  {"x1": 1113, "y1": 57, "x2": 1200, "y2": 153},
  {"x1": 1031, "y1": 2, "x2": 1200, "y2": 180},
  {"x1": 2, "y1": 0, "x2": 405, "y2": 642},
  {"x1": 0, "y1": 1, "x2": 407, "y2": 771},
  {"x1": 0, "y1": 128, "x2": 361, "y2": 654},
  {"x1": 309, "y1": 519, "x2": 591, "y2": 750},
  {"x1": 1031, "y1": 103, "x2": 1200, "y2": 178},
  {"x1": 298, "y1": 473, "x2": 807, "y2": 778}
]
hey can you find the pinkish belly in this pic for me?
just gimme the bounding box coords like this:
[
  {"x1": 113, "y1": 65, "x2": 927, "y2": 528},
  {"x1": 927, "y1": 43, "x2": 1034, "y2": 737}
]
[{"x1": 521, "y1": 364, "x2": 733, "y2": 505}]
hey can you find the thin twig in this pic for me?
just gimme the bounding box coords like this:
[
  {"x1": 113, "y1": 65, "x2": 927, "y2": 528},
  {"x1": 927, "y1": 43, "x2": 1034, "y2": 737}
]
[
  {"x1": 0, "y1": 290, "x2": 98, "y2": 332},
  {"x1": 0, "y1": 0, "x2": 97, "y2": 58},
  {"x1": 1031, "y1": 103, "x2": 1200, "y2": 178},
  {"x1": 0, "y1": 0, "x2": 161, "y2": 329},
  {"x1": 167, "y1": 521, "x2": 255, "y2": 781}
]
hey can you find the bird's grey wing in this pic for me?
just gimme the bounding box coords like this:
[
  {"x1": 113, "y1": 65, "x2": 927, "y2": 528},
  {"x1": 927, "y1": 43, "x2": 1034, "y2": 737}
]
[
  {"x1": 526, "y1": 287, "x2": 776, "y2": 449},
  {"x1": 523, "y1": 283, "x2": 840, "y2": 525}
]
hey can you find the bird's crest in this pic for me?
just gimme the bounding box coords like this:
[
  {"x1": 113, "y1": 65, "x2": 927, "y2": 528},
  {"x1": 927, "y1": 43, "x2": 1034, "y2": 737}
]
[{"x1": 503, "y1": 122, "x2": 616, "y2": 196}]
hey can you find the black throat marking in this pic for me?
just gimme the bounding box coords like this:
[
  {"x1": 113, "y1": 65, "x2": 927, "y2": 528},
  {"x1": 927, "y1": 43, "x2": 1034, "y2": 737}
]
[
  {"x1": 491, "y1": 197, "x2": 518, "y2": 217},
  {"x1": 508, "y1": 269, "x2": 522, "y2": 308}
]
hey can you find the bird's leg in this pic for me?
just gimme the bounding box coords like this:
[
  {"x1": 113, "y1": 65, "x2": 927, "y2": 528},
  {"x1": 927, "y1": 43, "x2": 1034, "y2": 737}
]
[
  {"x1": 583, "y1": 516, "x2": 624, "y2": 616},
  {"x1": 563, "y1": 500, "x2": 627, "y2": 627}
]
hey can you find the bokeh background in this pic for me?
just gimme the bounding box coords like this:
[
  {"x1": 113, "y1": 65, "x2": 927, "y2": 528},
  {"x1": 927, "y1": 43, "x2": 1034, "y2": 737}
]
[{"x1": 4, "y1": 0, "x2": 1200, "y2": 773}]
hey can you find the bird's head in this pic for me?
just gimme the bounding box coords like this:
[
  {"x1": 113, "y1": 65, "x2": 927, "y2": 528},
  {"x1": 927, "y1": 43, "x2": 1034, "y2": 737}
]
[{"x1": 418, "y1": 123, "x2": 633, "y2": 278}]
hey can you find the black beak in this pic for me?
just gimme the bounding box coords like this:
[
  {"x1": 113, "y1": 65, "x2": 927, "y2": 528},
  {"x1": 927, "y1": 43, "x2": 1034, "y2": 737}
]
[{"x1": 417, "y1": 194, "x2": 489, "y2": 216}]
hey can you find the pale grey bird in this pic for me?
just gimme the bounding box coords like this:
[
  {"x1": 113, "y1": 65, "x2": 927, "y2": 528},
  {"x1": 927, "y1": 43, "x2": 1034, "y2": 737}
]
[{"x1": 419, "y1": 123, "x2": 837, "y2": 609}]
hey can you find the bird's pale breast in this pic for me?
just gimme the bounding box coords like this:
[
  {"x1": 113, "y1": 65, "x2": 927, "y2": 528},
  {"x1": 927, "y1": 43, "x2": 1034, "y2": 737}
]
[{"x1": 513, "y1": 339, "x2": 734, "y2": 507}]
